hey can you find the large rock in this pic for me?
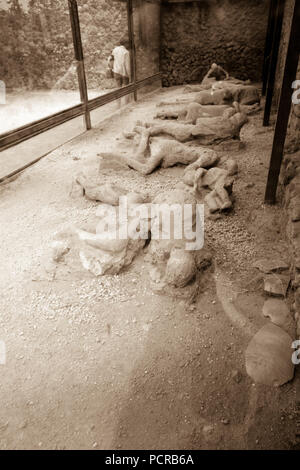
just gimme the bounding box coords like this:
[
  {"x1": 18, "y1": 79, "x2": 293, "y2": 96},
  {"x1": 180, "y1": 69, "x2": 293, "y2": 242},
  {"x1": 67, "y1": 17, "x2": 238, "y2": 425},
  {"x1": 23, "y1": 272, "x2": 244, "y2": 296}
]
[
  {"x1": 245, "y1": 323, "x2": 294, "y2": 387},
  {"x1": 262, "y1": 298, "x2": 295, "y2": 336}
]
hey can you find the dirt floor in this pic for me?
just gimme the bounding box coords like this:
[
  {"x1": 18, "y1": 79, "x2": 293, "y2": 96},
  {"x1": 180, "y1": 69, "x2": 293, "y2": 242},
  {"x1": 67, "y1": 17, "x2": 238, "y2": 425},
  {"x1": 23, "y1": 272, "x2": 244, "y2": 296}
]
[{"x1": 0, "y1": 86, "x2": 298, "y2": 450}]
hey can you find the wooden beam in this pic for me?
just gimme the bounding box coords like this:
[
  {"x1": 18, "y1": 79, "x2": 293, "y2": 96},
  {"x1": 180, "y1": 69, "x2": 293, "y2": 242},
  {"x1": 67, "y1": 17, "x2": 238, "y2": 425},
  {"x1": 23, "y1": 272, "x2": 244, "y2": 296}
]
[
  {"x1": 262, "y1": 0, "x2": 277, "y2": 96},
  {"x1": 264, "y1": 0, "x2": 300, "y2": 204},
  {"x1": 88, "y1": 73, "x2": 161, "y2": 111},
  {"x1": 263, "y1": 0, "x2": 285, "y2": 127},
  {"x1": 68, "y1": 0, "x2": 91, "y2": 130},
  {"x1": 0, "y1": 73, "x2": 161, "y2": 153},
  {"x1": 0, "y1": 104, "x2": 85, "y2": 152}
]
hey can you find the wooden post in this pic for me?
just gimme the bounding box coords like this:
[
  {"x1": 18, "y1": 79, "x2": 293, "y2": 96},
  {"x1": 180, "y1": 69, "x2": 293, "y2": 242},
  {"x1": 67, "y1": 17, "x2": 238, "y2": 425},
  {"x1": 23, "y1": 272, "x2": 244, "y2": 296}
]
[
  {"x1": 263, "y1": 0, "x2": 285, "y2": 127},
  {"x1": 262, "y1": 0, "x2": 277, "y2": 96},
  {"x1": 264, "y1": 0, "x2": 300, "y2": 204},
  {"x1": 127, "y1": 0, "x2": 137, "y2": 101},
  {"x1": 68, "y1": 0, "x2": 91, "y2": 130}
]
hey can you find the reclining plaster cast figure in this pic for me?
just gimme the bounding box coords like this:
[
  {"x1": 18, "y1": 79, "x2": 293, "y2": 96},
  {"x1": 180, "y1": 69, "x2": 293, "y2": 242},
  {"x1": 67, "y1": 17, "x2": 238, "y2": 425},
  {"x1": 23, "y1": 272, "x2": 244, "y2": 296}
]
[
  {"x1": 202, "y1": 63, "x2": 229, "y2": 83},
  {"x1": 57, "y1": 185, "x2": 212, "y2": 296},
  {"x1": 144, "y1": 188, "x2": 212, "y2": 299},
  {"x1": 61, "y1": 187, "x2": 208, "y2": 284},
  {"x1": 141, "y1": 102, "x2": 248, "y2": 144},
  {"x1": 155, "y1": 101, "x2": 259, "y2": 124},
  {"x1": 182, "y1": 78, "x2": 248, "y2": 94},
  {"x1": 184, "y1": 63, "x2": 250, "y2": 92},
  {"x1": 156, "y1": 103, "x2": 231, "y2": 123},
  {"x1": 71, "y1": 198, "x2": 151, "y2": 276},
  {"x1": 192, "y1": 159, "x2": 238, "y2": 213},
  {"x1": 74, "y1": 172, "x2": 147, "y2": 205},
  {"x1": 182, "y1": 63, "x2": 231, "y2": 94},
  {"x1": 158, "y1": 87, "x2": 234, "y2": 107},
  {"x1": 98, "y1": 105, "x2": 247, "y2": 176},
  {"x1": 183, "y1": 153, "x2": 238, "y2": 185},
  {"x1": 183, "y1": 155, "x2": 238, "y2": 213},
  {"x1": 210, "y1": 81, "x2": 260, "y2": 106},
  {"x1": 99, "y1": 127, "x2": 219, "y2": 175},
  {"x1": 158, "y1": 74, "x2": 260, "y2": 108},
  {"x1": 195, "y1": 167, "x2": 233, "y2": 213}
]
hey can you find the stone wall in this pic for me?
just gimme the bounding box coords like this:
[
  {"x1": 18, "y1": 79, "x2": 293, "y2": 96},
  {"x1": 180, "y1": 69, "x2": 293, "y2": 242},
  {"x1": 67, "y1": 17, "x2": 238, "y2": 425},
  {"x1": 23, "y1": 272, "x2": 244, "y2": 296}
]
[
  {"x1": 133, "y1": 0, "x2": 161, "y2": 80},
  {"x1": 272, "y1": 0, "x2": 300, "y2": 153},
  {"x1": 276, "y1": 2, "x2": 300, "y2": 340},
  {"x1": 281, "y1": 151, "x2": 300, "y2": 338},
  {"x1": 288, "y1": 62, "x2": 300, "y2": 152},
  {"x1": 161, "y1": 0, "x2": 270, "y2": 86},
  {"x1": 274, "y1": 0, "x2": 295, "y2": 105}
]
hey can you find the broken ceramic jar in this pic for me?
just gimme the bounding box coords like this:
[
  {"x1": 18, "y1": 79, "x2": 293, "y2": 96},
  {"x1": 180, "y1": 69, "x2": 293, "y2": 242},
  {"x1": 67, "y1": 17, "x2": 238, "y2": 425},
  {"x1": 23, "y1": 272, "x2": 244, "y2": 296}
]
[
  {"x1": 263, "y1": 273, "x2": 290, "y2": 297},
  {"x1": 262, "y1": 298, "x2": 295, "y2": 336},
  {"x1": 245, "y1": 323, "x2": 294, "y2": 387}
]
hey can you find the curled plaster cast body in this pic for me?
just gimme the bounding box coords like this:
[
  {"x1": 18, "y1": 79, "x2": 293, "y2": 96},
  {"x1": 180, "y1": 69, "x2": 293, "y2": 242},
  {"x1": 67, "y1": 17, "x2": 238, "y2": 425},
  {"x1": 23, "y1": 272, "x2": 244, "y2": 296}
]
[
  {"x1": 142, "y1": 103, "x2": 248, "y2": 144},
  {"x1": 99, "y1": 104, "x2": 247, "y2": 175},
  {"x1": 184, "y1": 157, "x2": 238, "y2": 213},
  {"x1": 145, "y1": 188, "x2": 211, "y2": 298},
  {"x1": 99, "y1": 127, "x2": 219, "y2": 175},
  {"x1": 159, "y1": 79, "x2": 259, "y2": 108},
  {"x1": 156, "y1": 103, "x2": 231, "y2": 123}
]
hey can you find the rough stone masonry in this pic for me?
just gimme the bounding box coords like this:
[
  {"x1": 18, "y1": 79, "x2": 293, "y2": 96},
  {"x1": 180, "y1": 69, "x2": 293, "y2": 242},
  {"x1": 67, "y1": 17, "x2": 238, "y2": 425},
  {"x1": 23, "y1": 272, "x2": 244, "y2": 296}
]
[{"x1": 160, "y1": 0, "x2": 269, "y2": 86}]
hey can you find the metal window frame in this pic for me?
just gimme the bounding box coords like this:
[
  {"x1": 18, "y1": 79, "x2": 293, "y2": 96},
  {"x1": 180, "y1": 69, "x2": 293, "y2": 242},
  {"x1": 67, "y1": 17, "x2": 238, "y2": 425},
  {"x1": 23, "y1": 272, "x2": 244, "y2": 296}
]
[
  {"x1": 0, "y1": 0, "x2": 161, "y2": 154},
  {"x1": 262, "y1": 0, "x2": 277, "y2": 97},
  {"x1": 263, "y1": 0, "x2": 285, "y2": 127}
]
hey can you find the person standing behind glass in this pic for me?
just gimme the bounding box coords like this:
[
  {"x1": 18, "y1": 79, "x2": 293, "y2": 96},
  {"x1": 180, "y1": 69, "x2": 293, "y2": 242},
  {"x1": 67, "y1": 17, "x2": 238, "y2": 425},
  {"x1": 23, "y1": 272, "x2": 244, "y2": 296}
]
[{"x1": 112, "y1": 37, "x2": 131, "y2": 92}]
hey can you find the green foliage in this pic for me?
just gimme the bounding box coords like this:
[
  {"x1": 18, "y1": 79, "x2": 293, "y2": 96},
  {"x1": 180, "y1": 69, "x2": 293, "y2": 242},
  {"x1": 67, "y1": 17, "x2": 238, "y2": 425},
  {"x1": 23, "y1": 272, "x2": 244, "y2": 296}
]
[{"x1": 0, "y1": 0, "x2": 128, "y2": 91}]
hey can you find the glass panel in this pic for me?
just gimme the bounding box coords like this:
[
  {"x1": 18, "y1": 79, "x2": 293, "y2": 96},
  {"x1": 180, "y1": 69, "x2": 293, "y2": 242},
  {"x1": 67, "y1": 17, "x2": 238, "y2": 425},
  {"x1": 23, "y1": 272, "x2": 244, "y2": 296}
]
[
  {"x1": 137, "y1": 78, "x2": 161, "y2": 100},
  {"x1": 77, "y1": 0, "x2": 132, "y2": 101},
  {"x1": 132, "y1": 0, "x2": 160, "y2": 80},
  {"x1": 90, "y1": 101, "x2": 118, "y2": 128},
  {"x1": 0, "y1": 116, "x2": 86, "y2": 181},
  {"x1": 90, "y1": 95, "x2": 136, "y2": 128},
  {"x1": 0, "y1": 0, "x2": 81, "y2": 135}
]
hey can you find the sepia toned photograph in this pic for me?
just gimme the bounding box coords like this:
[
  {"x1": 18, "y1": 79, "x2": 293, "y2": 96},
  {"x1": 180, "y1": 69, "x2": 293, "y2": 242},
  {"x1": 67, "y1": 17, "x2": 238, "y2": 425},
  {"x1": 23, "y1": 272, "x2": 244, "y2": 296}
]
[{"x1": 0, "y1": 0, "x2": 299, "y2": 454}]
